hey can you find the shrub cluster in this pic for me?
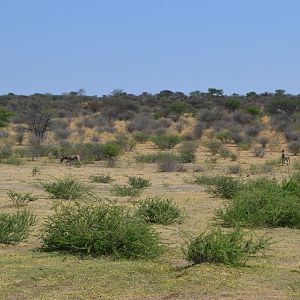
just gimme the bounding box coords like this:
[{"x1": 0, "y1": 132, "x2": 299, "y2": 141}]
[
  {"x1": 178, "y1": 141, "x2": 198, "y2": 163},
  {"x1": 41, "y1": 202, "x2": 162, "y2": 259},
  {"x1": 186, "y1": 227, "x2": 270, "y2": 266},
  {"x1": 152, "y1": 134, "x2": 181, "y2": 149},
  {"x1": 111, "y1": 176, "x2": 151, "y2": 197},
  {"x1": 90, "y1": 174, "x2": 113, "y2": 183},
  {"x1": 136, "y1": 196, "x2": 184, "y2": 225},
  {"x1": 42, "y1": 176, "x2": 88, "y2": 200},
  {"x1": 0, "y1": 210, "x2": 37, "y2": 243},
  {"x1": 8, "y1": 190, "x2": 38, "y2": 207},
  {"x1": 191, "y1": 175, "x2": 241, "y2": 199},
  {"x1": 216, "y1": 177, "x2": 300, "y2": 228}
]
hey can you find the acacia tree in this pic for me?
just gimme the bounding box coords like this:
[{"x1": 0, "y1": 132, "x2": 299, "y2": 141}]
[
  {"x1": 275, "y1": 89, "x2": 286, "y2": 97},
  {"x1": 225, "y1": 99, "x2": 240, "y2": 112},
  {"x1": 208, "y1": 88, "x2": 223, "y2": 97},
  {"x1": 24, "y1": 103, "x2": 52, "y2": 142}
]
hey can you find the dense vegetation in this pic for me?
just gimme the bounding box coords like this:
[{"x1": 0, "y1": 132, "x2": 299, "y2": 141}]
[{"x1": 0, "y1": 89, "x2": 299, "y2": 163}]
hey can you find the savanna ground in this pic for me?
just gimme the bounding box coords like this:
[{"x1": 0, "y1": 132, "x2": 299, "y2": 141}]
[{"x1": 0, "y1": 141, "x2": 299, "y2": 300}]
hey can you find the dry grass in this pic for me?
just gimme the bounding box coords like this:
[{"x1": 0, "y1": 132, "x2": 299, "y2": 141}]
[{"x1": 0, "y1": 142, "x2": 299, "y2": 299}]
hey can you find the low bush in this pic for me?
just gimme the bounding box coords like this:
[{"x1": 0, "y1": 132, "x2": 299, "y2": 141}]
[
  {"x1": 253, "y1": 147, "x2": 266, "y2": 158},
  {"x1": 128, "y1": 176, "x2": 151, "y2": 189},
  {"x1": 191, "y1": 175, "x2": 241, "y2": 199},
  {"x1": 257, "y1": 136, "x2": 269, "y2": 148},
  {"x1": 0, "y1": 145, "x2": 13, "y2": 159},
  {"x1": 218, "y1": 147, "x2": 234, "y2": 159},
  {"x1": 215, "y1": 130, "x2": 232, "y2": 143},
  {"x1": 293, "y1": 161, "x2": 300, "y2": 170},
  {"x1": 42, "y1": 176, "x2": 88, "y2": 200},
  {"x1": 136, "y1": 196, "x2": 184, "y2": 225},
  {"x1": 90, "y1": 174, "x2": 113, "y2": 183},
  {"x1": 136, "y1": 152, "x2": 178, "y2": 163},
  {"x1": 111, "y1": 184, "x2": 141, "y2": 197},
  {"x1": 157, "y1": 153, "x2": 182, "y2": 172},
  {"x1": 2, "y1": 156, "x2": 23, "y2": 165},
  {"x1": 41, "y1": 202, "x2": 162, "y2": 259},
  {"x1": 245, "y1": 125, "x2": 261, "y2": 137},
  {"x1": 186, "y1": 227, "x2": 270, "y2": 266},
  {"x1": 246, "y1": 106, "x2": 261, "y2": 116},
  {"x1": 237, "y1": 138, "x2": 253, "y2": 151},
  {"x1": 178, "y1": 141, "x2": 198, "y2": 163},
  {"x1": 205, "y1": 139, "x2": 223, "y2": 155},
  {"x1": 152, "y1": 134, "x2": 181, "y2": 149},
  {"x1": 227, "y1": 165, "x2": 241, "y2": 174},
  {"x1": 288, "y1": 141, "x2": 300, "y2": 155},
  {"x1": 8, "y1": 190, "x2": 38, "y2": 207},
  {"x1": 216, "y1": 177, "x2": 300, "y2": 228},
  {"x1": 133, "y1": 132, "x2": 150, "y2": 143},
  {"x1": 102, "y1": 142, "x2": 122, "y2": 158},
  {"x1": 0, "y1": 210, "x2": 37, "y2": 244}
]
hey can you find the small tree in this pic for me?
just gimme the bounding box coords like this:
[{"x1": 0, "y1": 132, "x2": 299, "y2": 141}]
[
  {"x1": 0, "y1": 108, "x2": 14, "y2": 127},
  {"x1": 274, "y1": 89, "x2": 285, "y2": 97},
  {"x1": 225, "y1": 99, "x2": 240, "y2": 112},
  {"x1": 208, "y1": 88, "x2": 223, "y2": 97},
  {"x1": 24, "y1": 103, "x2": 52, "y2": 142},
  {"x1": 246, "y1": 91, "x2": 257, "y2": 98}
]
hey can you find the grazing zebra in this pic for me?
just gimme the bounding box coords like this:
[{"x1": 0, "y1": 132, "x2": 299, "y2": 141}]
[
  {"x1": 281, "y1": 149, "x2": 290, "y2": 165},
  {"x1": 60, "y1": 155, "x2": 81, "y2": 165}
]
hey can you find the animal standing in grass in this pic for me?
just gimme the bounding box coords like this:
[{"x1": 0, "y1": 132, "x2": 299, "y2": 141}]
[
  {"x1": 281, "y1": 149, "x2": 290, "y2": 165},
  {"x1": 60, "y1": 155, "x2": 81, "y2": 165}
]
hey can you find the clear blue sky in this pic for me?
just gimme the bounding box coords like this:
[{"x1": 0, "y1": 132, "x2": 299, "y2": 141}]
[{"x1": 1, "y1": 0, "x2": 299, "y2": 96}]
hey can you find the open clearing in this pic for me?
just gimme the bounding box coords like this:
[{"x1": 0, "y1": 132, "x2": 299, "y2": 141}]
[{"x1": 0, "y1": 143, "x2": 299, "y2": 300}]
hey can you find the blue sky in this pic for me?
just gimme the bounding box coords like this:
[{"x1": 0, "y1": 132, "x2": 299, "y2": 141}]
[{"x1": 1, "y1": 0, "x2": 299, "y2": 96}]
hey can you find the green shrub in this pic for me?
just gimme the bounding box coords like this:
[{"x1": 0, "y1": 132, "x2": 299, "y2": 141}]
[
  {"x1": 152, "y1": 134, "x2": 181, "y2": 149},
  {"x1": 0, "y1": 145, "x2": 13, "y2": 159},
  {"x1": 237, "y1": 139, "x2": 253, "y2": 151},
  {"x1": 178, "y1": 141, "x2": 198, "y2": 163},
  {"x1": 102, "y1": 142, "x2": 122, "y2": 158},
  {"x1": 246, "y1": 106, "x2": 261, "y2": 116},
  {"x1": 205, "y1": 139, "x2": 223, "y2": 155},
  {"x1": 111, "y1": 184, "x2": 141, "y2": 197},
  {"x1": 136, "y1": 196, "x2": 184, "y2": 225},
  {"x1": 215, "y1": 130, "x2": 232, "y2": 143},
  {"x1": 133, "y1": 132, "x2": 150, "y2": 143},
  {"x1": 128, "y1": 176, "x2": 151, "y2": 189},
  {"x1": 229, "y1": 152, "x2": 238, "y2": 161},
  {"x1": 0, "y1": 210, "x2": 37, "y2": 244},
  {"x1": 42, "y1": 176, "x2": 88, "y2": 200},
  {"x1": 216, "y1": 177, "x2": 300, "y2": 228},
  {"x1": 191, "y1": 175, "x2": 241, "y2": 199},
  {"x1": 41, "y1": 202, "x2": 162, "y2": 259},
  {"x1": 90, "y1": 174, "x2": 113, "y2": 183},
  {"x1": 186, "y1": 227, "x2": 270, "y2": 266},
  {"x1": 218, "y1": 147, "x2": 233, "y2": 159},
  {"x1": 191, "y1": 175, "x2": 217, "y2": 185},
  {"x1": 8, "y1": 190, "x2": 38, "y2": 207},
  {"x1": 207, "y1": 176, "x2": 241, "y2": 199},
  {"x1": 2, "y1": 156, "x2": 23, "y2": 165},
  {"x1": 225, "y1": 99, "x2": 240, "y2": 112},
  {"x1": 114, "y1": 135, "x2": 136, "y2": 152}
]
